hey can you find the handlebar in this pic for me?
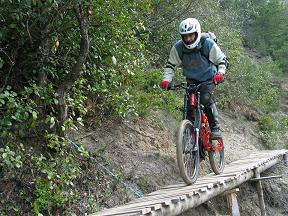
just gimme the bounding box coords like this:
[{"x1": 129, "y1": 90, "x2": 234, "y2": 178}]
[{"x1": 167, "y1": 81, "x2": 214, "y2": 91}]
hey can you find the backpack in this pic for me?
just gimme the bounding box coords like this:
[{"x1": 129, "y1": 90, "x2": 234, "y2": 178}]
[
  {"x1": 200, "y1": 32, "x2": 229, "y2": 70},
  {"x1": 201, "y1": 31, "x2": 217, "y2": 43}
]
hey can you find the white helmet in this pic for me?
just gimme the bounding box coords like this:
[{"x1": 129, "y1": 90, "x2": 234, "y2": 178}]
[{"x1": 179, "y1": 18, "x2": 201, "y2": 49}]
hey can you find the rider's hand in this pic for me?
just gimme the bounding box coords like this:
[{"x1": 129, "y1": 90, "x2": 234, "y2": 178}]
[
  {"x1": 213, "y1": 73, "x2": 225, "y2": 84},
  {"x1": 159, "y1": 81, "x2": 170, "y2": 90}
]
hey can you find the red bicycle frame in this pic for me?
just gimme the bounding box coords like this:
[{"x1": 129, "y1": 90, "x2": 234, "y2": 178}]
[{"x1": 190, "y1": 93, "x2": 223, "y2": 151}]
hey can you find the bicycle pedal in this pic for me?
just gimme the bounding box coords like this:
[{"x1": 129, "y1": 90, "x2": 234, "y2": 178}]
[{"x1": 211, "y1": 140, "x2": 219, "y2": 147}]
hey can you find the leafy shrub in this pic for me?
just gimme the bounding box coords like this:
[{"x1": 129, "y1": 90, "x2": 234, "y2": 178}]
[
  {"x1": 128, "y1": 69, "x2": 182, "y2": 118},
  {"x1": 259, "y1": 131, "x2": 277, "y2": 149},
  {"x1": 258, "y1": 115, "x2": 276, "y2": 132},
  {"x1": 0, "y1": 145, "x2": 23, "y2": 170},
  {"x1": 217, "y1": 56, "x2": 281, "y2": 115},
  {"x1": 31, "y1": 151, "x2": 80, "y2": 214},
  {"x1": 258, "y1": 113, "x2": 288, "y2": 149}
]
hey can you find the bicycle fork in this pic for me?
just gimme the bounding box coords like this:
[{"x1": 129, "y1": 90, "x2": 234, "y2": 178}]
[{"x1": 193, "y1": 92, "x2": 201, "y2": 152}]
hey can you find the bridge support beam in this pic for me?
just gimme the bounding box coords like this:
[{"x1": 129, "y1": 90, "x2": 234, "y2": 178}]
[
  {"x1": 284, "y1": 153, "x2": 288, "y2": 166},
  {"x1": 254, "y1": 168, "x2": 266, "y2": 216},
  {"x1": 225, "y1": 188, "x2": 240, "y2": 216}
]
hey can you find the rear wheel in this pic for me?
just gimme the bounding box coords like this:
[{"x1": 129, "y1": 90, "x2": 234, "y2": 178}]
[
  {"x1": 176, "y1": 120, "x2": 200, "y2": 185},
  {"x1": 208, "y1": 138, "x2": 225, "y2": 174}
]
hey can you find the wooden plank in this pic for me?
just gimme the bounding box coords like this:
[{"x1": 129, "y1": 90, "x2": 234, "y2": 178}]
[
  {"x1": 199, "y1": 176, "x2": 236, "y2": 182},
  {"x1": 148, "y1": 183, "x2": 214, "y2": 197},
  {"x1": 160, "y1": 183, "x2": 187, "y2": 189},
  {"x1": 136, "y1": 185, "x2": 210, "y2": 202},
  {"x1": 129, "y1": 192, "x2": 194, "y2": 206},
  {"x1": 222, "y1": 167, "x2": 251, "y2": 174},
  {"x1": 199, "y1": 187, "x2": 207, "y2": 192},
  {"x1": 159, "y1": 181, "x2": 215, "y2": 191},
  {"x1": 192, "y1": 179, "x2": 229, "y2": 184},
  {"x1": 230, "y1": 159, "x2": 260, "y2": 163},
  {"x1": 92, "y1": 207, "x2": 150, "y2": 216},
  {"x1": 96, "y1": 200, "x2": 171, "y2": 215},
  {"x1": 150, "y1": 203, "x2": 162, "y2": 211},
  {"x1": 136, "y1": 188, "x2": 202, "y2": 204},
  {"x1": 215, "y1": 172, "x2": 242, "y2": 177},
  {"x1": 199, "y1": 176, "x2": 236, "y2": 181},
  {"x1": 128, "y1": 196, "x2": 173, "y2": 205}
]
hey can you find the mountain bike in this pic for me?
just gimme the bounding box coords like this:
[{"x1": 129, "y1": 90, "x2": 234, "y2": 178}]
[{"x1": 168, "y1": 81, "x2": 224, "y2": 185}]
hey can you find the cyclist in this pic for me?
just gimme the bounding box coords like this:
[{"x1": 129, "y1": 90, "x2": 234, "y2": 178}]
[{"x1": 159, "y1": 18, "x2": 228, "y2": 139}]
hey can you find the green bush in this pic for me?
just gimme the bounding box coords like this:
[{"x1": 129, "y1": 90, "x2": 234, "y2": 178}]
[
  {"x1": 31, "y1": 150, "x2": 80, "y2": 214},
  {"x1": 258, "y1": 113, "x2": 288, "y2": 149},
  {"x1": 258, "y1": 114, "x2": 276, "y2": 132}
]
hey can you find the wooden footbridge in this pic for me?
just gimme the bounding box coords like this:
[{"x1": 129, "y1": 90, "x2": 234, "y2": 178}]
[{"x1": 91, "y1": 150, "x2": 288, "y2": 216}]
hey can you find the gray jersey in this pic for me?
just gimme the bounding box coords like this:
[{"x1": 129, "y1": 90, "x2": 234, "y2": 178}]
[{"x1": 163, "y1": 38, "x2": 226, "y2": 82}]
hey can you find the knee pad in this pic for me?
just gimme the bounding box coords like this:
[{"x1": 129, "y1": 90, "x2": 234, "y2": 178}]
[{"x1": 200, "y1": 93, "x2": 212, "y2": 106}]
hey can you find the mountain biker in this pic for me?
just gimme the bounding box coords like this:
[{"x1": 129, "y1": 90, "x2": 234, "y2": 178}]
[{"x1": 159, "y1": 18, "x2": 228, "y2": 139}]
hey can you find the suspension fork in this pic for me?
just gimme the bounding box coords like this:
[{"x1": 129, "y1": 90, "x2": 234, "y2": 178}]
[
  {"x1": 193, "y1": 92, "x2": 201, "y2": 151},
  {"x1": 183, "y1": 92, "x2": 189, "y2": 120}
]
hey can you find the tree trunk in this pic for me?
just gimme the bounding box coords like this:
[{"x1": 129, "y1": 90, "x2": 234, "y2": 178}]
[{"x1": 57, "y1": 3, "x2": 91, "y2": 136}]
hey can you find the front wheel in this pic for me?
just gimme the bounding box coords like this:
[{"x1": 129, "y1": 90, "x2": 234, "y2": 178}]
[
  {"x1": 176, "y1": 120, "x2": 200, "y2": 185},
  {"x1": 208, "y1": 138, "x2": 225, "y2": 174}
]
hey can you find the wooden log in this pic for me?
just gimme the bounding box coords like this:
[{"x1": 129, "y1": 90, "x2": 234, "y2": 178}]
[
  {"x1": 254, "y1": 168, "x2": 266, "y2": 216},
  {"x1": 226, "y1": 188, "x2": 240, "y2": 216},
  {"x1": 284, "y1": 154, "x2": 288, "y2": 166},
  {"x1": 250, "y1": 175, "x2": 282, "y2": 181}
]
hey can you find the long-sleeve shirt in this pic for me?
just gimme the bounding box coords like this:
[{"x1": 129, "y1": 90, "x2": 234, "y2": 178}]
[{"x1": 163, "y1": 37, "x2": 227, "y2": 82}]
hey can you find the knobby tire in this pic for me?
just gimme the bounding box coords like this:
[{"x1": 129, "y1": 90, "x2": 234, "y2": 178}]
[
  {"x1": 176, "y1": 120, "x2": 200, "y2": 185},
  {"x1": 208, "y1": 140, "x2": 225, "y2": 174}
]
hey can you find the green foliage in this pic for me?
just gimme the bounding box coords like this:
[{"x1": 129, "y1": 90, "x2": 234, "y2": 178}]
[
  {"x1": 31, "y1": 150, "x2": 80, "y2": 214},
  {"x1": 258, "y1": 113, "x2": 288, "y2": 149},
  {"x1": 217, "y1": 54, "x2": 281, "y2": 115},
  {"x1": 135, "y1": 176, "x2": 150, "y2": 193},
  {"x1": 259, "y1": 130, "x2": 278, "y2": 149},
  {"x1": 0, "y1": 145, "x2": 23, "y2": 170},
  {"x1": 222, "y1": 0, "x2": 288, "y2": 72},
  {"x1": 0, "y1": 86, "x2": 36, "y2": 137},
  {"x1": 128, "y1": 69, "x2": 182, "y2": 118},
  {"x1": 258, "y1": 114, "x2": 279, "y2": 149},
  {"x1": 258, "y1": 114, "x2": 276, "y2": 132}
]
